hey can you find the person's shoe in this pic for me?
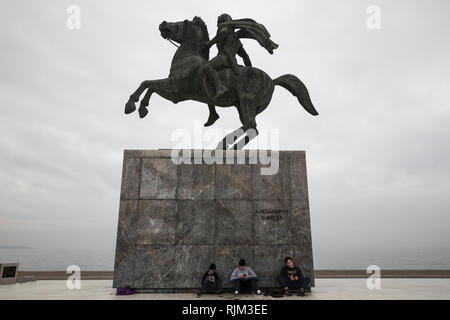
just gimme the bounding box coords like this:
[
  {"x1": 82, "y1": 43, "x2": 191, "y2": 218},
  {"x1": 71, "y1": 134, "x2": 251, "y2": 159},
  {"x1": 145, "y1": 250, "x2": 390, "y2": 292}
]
[
  {"x1": 256, "y1": 289, "x2": 264, "y2": 296},
  {"x1": 283, "y1": 290, "x2": 289, "y2": 296},
  {"x1": 234, "y1": 291, "x2": 239, "y2": 299},
  {"x1": 204, "y1": 111, "x2": 219, "y2": 127},
  {"x1": 297, "y1": 289, "x2": 307, "y2": 297},
  {"x1": 197, "y1": 292, "x2": 202, "y2": 298},
  {"x1": 216, "y1": 288, "x2": 223, "y2": 296}
]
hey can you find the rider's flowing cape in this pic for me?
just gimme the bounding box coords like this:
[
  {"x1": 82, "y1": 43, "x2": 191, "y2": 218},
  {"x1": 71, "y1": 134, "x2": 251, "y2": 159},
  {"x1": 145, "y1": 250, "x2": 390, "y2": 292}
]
[{"x1": 220, "y1": 18, "x2": 279, "y2": 54}]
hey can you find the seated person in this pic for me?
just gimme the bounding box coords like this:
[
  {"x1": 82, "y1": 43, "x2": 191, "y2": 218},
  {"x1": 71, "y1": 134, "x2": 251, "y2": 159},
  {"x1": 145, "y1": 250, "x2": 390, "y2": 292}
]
[
  {"x1": 230, "y1": 259, "x2": 263, "y2": 298},
  {"x1": 277, "y1": 256, "x2": 311, "y2": 296},
  {"x1": 197, "y1": 263, "x2": 222, "y2": 297}
]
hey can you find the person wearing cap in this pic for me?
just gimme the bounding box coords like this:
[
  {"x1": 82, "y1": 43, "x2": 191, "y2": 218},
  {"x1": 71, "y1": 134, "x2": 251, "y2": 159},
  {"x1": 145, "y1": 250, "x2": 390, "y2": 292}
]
[{"x1": 197, "y1": 263, "x2": 223, "y2": 297}]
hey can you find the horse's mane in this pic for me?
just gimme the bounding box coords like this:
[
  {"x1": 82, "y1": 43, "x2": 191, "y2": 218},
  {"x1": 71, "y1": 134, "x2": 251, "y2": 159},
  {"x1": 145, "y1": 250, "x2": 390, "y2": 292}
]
[{"x1": 193, "y1": 16, "x2": 209, "y2": 41}]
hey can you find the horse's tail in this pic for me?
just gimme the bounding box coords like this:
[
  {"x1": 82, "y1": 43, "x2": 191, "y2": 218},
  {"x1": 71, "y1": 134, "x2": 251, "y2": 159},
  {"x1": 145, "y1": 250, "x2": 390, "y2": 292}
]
[{"x1": 273, "y1": 74, "x2": 319, "y2": 116}]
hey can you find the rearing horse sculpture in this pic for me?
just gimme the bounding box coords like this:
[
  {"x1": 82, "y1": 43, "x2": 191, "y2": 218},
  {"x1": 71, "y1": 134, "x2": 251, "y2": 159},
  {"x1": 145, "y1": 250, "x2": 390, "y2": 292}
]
[{"x1": 124, "y1": 17, "x2": 318, "y2": 149}]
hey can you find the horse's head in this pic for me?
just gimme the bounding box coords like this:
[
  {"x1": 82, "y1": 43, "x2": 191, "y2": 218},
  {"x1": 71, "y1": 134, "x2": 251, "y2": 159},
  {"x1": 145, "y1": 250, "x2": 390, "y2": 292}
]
[{"x1": 159, "y1": 16, "x2": 209, "y2": 45}]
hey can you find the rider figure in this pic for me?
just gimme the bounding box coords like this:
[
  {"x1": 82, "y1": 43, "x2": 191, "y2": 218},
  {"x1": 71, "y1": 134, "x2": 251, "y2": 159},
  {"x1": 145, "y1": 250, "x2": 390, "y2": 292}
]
[
  {"x1": 203, "y1": 13, "x2": 278, "y2": 126},
  {"x1": 209, "y1": 14, "x2": 253, "y2": 74},
  {"x1": 203, "y1": 14, "x2": 253, "y2": 126},
  {"x1": 204, "y1": 14, "x2": 252, "y2": 100}
]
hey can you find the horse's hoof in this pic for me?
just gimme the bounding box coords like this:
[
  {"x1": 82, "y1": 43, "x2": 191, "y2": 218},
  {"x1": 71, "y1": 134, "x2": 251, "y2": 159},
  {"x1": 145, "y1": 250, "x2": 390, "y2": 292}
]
[
  {"x1": 125, "y1": 102, "x2": 136, "y2": 114},
  {"x1": 139, "y1": 106, "x2": 149, "y2": 118}
]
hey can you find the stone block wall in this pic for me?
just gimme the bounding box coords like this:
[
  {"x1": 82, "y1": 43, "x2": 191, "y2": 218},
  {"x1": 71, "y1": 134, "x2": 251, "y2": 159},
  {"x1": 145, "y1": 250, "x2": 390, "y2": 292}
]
[{"x1": 113, "y1": 150, "x2": 314, "y2": 290}]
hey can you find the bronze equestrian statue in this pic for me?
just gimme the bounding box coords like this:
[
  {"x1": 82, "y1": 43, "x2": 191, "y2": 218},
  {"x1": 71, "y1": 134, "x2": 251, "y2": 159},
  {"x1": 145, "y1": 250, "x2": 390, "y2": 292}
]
[{"x1": 124, "y1": 15, "x2": 318, "y2": 150}]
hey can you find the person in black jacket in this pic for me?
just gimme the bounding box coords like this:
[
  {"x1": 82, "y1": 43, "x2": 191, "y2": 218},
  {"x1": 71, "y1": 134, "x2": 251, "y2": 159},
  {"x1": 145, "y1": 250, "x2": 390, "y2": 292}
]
[
  {"x1": 197, "y1": 263, "x2": 223, "y2": 297},
  {"x1": 277, "y1": 257, "x2": 311, "y2": 296}
]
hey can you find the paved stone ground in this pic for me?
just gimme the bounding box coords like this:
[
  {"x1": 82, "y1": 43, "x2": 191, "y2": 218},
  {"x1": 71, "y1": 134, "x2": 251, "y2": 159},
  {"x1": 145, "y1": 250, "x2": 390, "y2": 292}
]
[{"x1": 1, "y1": 279, "x2": 450, "y2": 300}]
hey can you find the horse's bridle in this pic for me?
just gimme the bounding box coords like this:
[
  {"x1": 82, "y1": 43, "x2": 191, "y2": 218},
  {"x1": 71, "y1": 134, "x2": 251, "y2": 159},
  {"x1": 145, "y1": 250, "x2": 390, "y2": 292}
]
[{"x1": 167, "y1": 38, "x2": 179, "y2": 48}]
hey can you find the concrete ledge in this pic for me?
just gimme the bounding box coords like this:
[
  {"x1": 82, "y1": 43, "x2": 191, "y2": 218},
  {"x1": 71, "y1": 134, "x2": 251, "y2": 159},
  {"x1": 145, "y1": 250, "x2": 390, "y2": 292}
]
[
  {"x1": 18, "y1": 271, "x2": 113, "y2": 280},
  {"x1": 315, "y1": 270, "x2": 450, "y2": 278},
  {"x1": 18, "y1": 270, "x2": 450, "y2": 280}
]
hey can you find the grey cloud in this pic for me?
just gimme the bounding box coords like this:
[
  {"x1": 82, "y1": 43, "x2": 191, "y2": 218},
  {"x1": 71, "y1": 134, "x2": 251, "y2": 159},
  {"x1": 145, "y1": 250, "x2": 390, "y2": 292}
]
[{"x1": 0, "y1": 0, "x2": 449, "y2": 254}]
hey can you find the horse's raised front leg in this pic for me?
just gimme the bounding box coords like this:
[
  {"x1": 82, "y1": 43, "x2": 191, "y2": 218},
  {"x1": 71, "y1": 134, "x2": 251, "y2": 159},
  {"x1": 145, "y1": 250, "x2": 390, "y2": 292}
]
[
  {"x1": 138, "y1": 89, "x2": 153, "y2": 118},
  {"x1": 124, "y1": 78, "x2": 175, "y2": 118},
  {"x1": 125, "y1": 81, "x2": 147, "y2": 114}
]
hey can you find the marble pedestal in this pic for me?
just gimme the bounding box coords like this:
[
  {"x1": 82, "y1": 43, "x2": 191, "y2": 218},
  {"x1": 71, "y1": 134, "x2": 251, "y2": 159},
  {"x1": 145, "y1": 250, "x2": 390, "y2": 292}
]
[{"x1": 113, "y1": 150, "x2": 314, "y2": 291}]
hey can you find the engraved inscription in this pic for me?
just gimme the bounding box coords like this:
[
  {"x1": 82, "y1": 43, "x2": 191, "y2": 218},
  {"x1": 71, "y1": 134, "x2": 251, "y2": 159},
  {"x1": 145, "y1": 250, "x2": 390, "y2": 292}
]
[{"x1": 255, "y1": 208, "x2": 289, "y2": 221}]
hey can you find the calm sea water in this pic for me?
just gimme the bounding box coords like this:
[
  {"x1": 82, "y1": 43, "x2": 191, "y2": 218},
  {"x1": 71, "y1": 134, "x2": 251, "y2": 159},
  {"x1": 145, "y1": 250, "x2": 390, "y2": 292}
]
[{"x1": 1, "y1": 247, "x2": 449, "y2": 271}]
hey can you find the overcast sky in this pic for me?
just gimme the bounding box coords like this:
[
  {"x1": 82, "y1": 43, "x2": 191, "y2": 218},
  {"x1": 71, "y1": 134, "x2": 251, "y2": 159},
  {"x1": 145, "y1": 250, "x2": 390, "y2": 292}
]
[{"x1": 0, "y1": 0, "x2": 449, "y2": 253}]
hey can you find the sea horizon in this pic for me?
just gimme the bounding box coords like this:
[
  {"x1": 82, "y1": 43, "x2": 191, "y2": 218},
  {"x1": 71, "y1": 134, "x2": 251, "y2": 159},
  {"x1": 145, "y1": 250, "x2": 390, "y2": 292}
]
[{"x1": 1, "y1": 246, "x2": 449, "y2": 271}]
